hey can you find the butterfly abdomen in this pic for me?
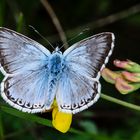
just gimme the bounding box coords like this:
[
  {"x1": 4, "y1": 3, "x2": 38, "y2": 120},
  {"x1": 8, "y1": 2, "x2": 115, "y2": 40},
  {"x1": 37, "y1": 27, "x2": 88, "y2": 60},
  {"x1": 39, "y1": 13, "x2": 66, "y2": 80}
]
[{"x1": 45, "y1": 52, "x2": 64, "y2": 108}]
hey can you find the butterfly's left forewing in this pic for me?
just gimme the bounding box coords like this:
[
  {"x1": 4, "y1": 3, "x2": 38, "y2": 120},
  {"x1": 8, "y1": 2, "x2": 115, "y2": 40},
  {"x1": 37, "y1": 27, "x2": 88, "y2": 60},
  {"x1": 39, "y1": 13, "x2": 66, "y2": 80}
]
[
  {"x1": 0, "y1": 28, "x2": 50, "y2": 74},
  {"x1": 56, "y1": 32, "x2": 115, "y2": 114}
]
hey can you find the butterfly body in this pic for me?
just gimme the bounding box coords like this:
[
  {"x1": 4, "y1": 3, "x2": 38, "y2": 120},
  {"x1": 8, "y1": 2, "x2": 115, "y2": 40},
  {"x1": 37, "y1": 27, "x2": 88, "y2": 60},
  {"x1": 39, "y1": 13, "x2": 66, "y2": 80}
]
[
  {"x1": 46, "y1": 49, "x2": 64, "y2": 108},
  {"x1": 0, "y1": 27, "x2": 115, "y2": 114}
]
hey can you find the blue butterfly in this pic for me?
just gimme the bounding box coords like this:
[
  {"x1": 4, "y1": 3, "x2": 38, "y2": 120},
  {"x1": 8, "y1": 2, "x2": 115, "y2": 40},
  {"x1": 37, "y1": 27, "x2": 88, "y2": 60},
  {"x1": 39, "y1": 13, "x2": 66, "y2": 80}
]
[{"x1": 0, "y1": 27, "x2": 115, "y2": 114}]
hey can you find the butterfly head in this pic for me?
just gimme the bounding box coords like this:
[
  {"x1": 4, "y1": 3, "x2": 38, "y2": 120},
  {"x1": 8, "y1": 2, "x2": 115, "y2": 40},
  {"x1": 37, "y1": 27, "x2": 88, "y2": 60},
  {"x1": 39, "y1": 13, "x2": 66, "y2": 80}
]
[{"x1": 53, "y1": 47, "x2": 62, "y2": 54}]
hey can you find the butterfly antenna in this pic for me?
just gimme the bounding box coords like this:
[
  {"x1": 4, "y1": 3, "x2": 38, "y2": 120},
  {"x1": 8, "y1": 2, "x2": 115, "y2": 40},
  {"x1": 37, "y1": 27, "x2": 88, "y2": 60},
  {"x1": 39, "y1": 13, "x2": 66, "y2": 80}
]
[
  {"x1": 29, "y1": 25, "x2": 54, "y2": 49},
  {"x1": 59, "y1": 27, "x2": 90, "y2": 50}
]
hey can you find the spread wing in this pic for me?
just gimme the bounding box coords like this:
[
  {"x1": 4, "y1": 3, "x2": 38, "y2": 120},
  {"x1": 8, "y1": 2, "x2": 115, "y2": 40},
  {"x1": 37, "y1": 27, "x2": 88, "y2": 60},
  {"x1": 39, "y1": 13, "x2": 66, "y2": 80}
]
[
  {"x1": 56, "y1": 32, "x2": 115, "y2": 114},
  {"x1": 0, "y1": 27, "x2": 52, "y2": 113}
]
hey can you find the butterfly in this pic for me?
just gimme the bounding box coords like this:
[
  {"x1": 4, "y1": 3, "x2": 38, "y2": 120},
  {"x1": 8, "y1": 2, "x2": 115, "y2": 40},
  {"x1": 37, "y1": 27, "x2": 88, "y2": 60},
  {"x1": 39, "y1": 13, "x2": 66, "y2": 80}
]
[{"x1": 0, "y1": 27, "x2": 115, "y2": 114}]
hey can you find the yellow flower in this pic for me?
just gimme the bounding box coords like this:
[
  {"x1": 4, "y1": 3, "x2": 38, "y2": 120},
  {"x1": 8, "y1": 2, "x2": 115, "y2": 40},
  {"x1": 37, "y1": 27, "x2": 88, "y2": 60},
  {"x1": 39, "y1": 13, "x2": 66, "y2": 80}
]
[{"x1": 52, "y1": 101, "x2": 72, "y2": 133}]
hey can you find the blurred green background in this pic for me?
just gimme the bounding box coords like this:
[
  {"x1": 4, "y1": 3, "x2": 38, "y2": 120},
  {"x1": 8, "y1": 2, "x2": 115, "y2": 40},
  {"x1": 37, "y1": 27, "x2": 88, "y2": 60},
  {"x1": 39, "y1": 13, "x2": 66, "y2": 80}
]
[{"x1": 1, "y1": 0, "x2": 140, "y2": 140}]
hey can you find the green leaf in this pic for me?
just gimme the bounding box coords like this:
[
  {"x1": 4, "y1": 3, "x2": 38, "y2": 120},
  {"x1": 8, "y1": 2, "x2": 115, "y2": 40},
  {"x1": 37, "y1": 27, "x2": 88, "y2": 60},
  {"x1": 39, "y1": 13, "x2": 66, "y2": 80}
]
[
  {"x1": 0, "y1": 0, "x2": 5, "y2": 26},
  {"x1": 80, "y1": 120, "x2": 98, "y2": 135},
  {"x1": 0, "y1": 73, "x2": 4, "y2": 82},
  {"x1": 0, "y1": 113, "x2": 4, "y2": 140},
  {"x1": 16, "y1": 12, "x2": 24, "y2": 33},
  {"x1": 1, "y1": 105, "x2": 52, "y2": 127},
  {"x1": 0, "y1": 105, "x2": 83, "y2": 134}
]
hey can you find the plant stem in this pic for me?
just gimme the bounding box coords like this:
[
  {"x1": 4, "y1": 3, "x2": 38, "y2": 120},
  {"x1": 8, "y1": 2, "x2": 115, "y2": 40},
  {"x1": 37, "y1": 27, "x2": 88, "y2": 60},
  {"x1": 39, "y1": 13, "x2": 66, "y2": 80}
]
[
  {"x1": 101, "y1": 93, "x2": 140, "y2": 111},
  {"x1": 39, "y1": 4, "x2": 140, "y2": 43},
  {"x1": 40, "y1": 0, "x2": 68, "y2": 49}
]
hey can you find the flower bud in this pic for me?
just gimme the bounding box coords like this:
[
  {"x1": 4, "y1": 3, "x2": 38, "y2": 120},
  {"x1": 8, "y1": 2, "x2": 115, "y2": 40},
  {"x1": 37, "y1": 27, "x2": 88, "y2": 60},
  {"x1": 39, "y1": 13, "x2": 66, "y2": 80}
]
[
  {"x1": 122, "y1": 71, "x2": 140, "y2": 82},
  {"x1": 101, "y1": 68, "x2": 122, "y2": 84},
  {"x1": 114, "y1": 60, "x2": 140, "y2": 73},
  {"x1": 115, "y1": 77, "x2": 140, "y2": 94}
]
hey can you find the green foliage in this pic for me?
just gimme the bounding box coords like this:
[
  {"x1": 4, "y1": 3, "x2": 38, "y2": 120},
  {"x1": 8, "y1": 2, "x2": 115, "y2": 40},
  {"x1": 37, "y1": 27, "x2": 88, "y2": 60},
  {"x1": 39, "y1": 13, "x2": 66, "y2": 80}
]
[
  {"x1": 79, "y1": 120, "x2": 98, "y2": 135},
  {"x1": 0, "y1": 113, "x2": 4, "y2": 140},
  {"x1": 0, "y1": 0, "x2": 5, "y2": 26}
]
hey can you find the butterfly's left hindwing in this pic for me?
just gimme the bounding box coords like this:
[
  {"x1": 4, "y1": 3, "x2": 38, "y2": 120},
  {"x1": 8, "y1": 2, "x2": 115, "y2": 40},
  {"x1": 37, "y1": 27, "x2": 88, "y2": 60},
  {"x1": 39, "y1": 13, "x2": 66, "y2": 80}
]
[
  {"x1": 57, "y1": 32, "x2": 115, "y2": 114},
  {"x1": 0, "y1": 27, "x2": 52, "y2": 113}
]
